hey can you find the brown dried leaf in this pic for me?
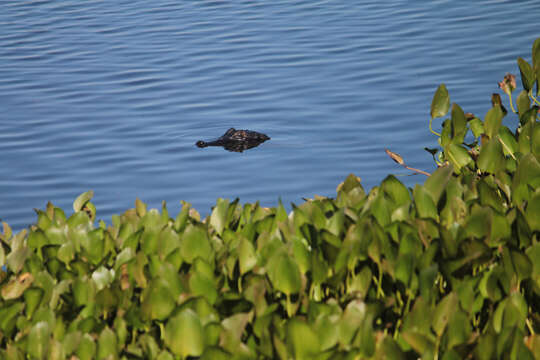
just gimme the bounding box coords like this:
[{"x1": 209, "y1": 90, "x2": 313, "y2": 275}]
[{"x1": 385, "y1": 149, "x2": 405, "y2": 165}]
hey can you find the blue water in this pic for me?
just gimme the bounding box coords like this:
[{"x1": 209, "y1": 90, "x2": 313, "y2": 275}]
[{"x1": 1, "y1": 0, "x2": 539, "y2": 230}]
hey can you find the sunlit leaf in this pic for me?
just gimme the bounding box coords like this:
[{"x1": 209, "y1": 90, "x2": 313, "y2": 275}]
[
  {"x1": 518, "y1": 57, "x2": 535, "y2": 92},
  {"x1": 141, "y1": 280, "x2": 176, "y2": 321},
  {"x1": 238, "y1": 237, "x2": 257, "y2": 275},
  {"x1": 413, "y1": 185, "x2": 439, "y2": 221},
  {"x1": 431, "y1": 84, "x2": 450, "y2": 119},
  {"x1": 210, "y1": 198, "x2": 229, "y2": 236},
  {"x1": 76, "y1": 334, "x2": 96, "y2": 360},
  {"x1": 267, "y1": 251, "x2": 302, "y2": 296},
  {"x1": 73, "y1": 191, "x2": 94, "y2": 212},
  {"x1": 287, "y1": 318, "x2": 320, "y2": 360},
  {"x1": 97, "y1": 327, "x2": 117, "y2": 360},
  {"x1": 484, "y1": 106, "x2": 503, "y2": 139},
  {"x1": 469, "y1": 117, "x2": 484, "y2": 138},
  {"x1": 2, "y1": 273, "x2": 33, "y2": 300},
  {"x1": 477, "y1": 138, "x2": 504, "y2": 174},
  {"x1": 164, "y1": 309, "x2": 204, "y2": 358},
  {"x1": 445, "y1": 144, "x2": 471, "y2": 171},
  {"x1": 517, "y1": 90, "x2": 530, "y2": 117},
  {"x1": 180, "y1": 224, "x2": 212, "y2": 264}
]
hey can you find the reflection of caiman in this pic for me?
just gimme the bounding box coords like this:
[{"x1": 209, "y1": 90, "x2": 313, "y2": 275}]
[{"x1": 196, "y1": 128, "x2": 270, "y2": 152}]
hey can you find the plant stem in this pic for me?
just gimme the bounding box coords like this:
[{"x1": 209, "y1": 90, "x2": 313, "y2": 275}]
[
  {"x1": 429, "y1": 117, "x2": 441, "y2": 137},
  {"x1": 530, "y1": 93, "x2": 540, "y2": 106},
  {"x1": 508, "y1": 92, "x2": 517, "y2": 113}
]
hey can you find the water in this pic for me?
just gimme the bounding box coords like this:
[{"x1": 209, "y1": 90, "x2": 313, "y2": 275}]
[{"x1": 1, "y1": 0, "x2": 538, "y2": 230}]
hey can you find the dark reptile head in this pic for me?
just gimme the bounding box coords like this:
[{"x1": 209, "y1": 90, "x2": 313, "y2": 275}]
[{"x1": 195, "y1": 140, "x2": 207, "y2": 148}]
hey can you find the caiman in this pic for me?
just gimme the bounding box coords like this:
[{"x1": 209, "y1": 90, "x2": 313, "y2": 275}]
[{"x1": 196, "y1": 128, "x2": 270, "y2": 152}]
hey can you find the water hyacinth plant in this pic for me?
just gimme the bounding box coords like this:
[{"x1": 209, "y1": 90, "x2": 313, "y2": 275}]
[{"x1": 0, "y1": 38, "x2": 539, "y2": 360}]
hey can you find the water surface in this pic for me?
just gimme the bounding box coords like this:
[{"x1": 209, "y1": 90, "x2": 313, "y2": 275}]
[{"x1": 1, "y1": 0, "x2": 539, "y2": 229}]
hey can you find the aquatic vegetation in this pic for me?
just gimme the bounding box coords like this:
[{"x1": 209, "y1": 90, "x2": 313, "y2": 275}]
[{"x1": 0, "y1": 38, "x2": 539, "y2": 359}]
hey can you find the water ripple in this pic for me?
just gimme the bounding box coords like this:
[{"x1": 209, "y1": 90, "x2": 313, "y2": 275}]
[{"x1": 1, "y1": 0, "x2": 539, "y2": 229}]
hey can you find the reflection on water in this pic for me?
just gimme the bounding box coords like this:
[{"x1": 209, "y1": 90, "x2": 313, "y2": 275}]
[{"x1": 0, "y1": 0, "x2": 539, "y2": 230}]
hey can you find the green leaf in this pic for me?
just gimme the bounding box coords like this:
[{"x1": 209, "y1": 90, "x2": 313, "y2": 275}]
[
  {"x1": 210, "y1": 198, "x2": 229, "y2": 236},
  {"x1": 97, "y1": 327, "x2": 118, "y2": 360},
  {"x1": 76, "y1": 334, "x2": 96, "y2": 360},
  {"x1": 432, "y1": 292, "x2": 458, "y2": 337},
  {"x1": 238, "y1": 237, "x2": 257, "y2": 275},
  {"x1": 73, "y1": 191, "x2": 94, "y2": 212},
  {"x1": 450, "y1": 103, "x2": 467, "y2": 143},
  {"x1": 424, "y1": 165, "x2": 453, "y2": 204},
  {"x1": 287, "y1": 318, "x2": 320, "y2": 360},
  {"x1": 445, "y1": 144, "x2": 471, "y2": 171},
  {"x1": 517, "y1": 90, "x2": 530, "y2": 117},
  {"x1": 413, "y1": 185, "x2": 439, "y2": 221},
  {"x1": 135, "y1": 198, "x2": 147, "y2": 217},
  {"x1": 498, "y1": 126, "x2": 518, "y2": 158},
  {"x1": 268, "y1": 251, "x2": 302, "y2": 295},
  {"x1": 27, "y1": 321, "x2": 50, "y2": 360},
  {"x1": 469, "y1": 117, "x2": 485, "y2": 138},
  {"x1": 525, "y1": 192, "x2": 540, "y2": 231},
  {"x1": 141, "y1": 280, "x2": 176, "y2": 321},
  {"x1": 164, "y1": 309, "x2": 204, "y2": 358},
  {"x1": 180, "y1": 224, "x2": 212, "y2": 264},
  {"x1": 431, "y1": 84, "x2": 450, "y2": 119},
  {"x1": 446, "y1": 309, "x2": 471, "y2": 348},
  {"x1": 518, "y1": 57, "x2": 535, "y2": 92},
  {"x1": 189, "y1": 270, "x2": 218, "y2": 305},
  {"x1": 381, "y1": 175, "x2": 411, "y2": 207},
  {"x1": 91, "y1": 267, "x2": 114, "y2": 292},
  {"x1": 24, "y1": 287, "x2": 44, "y2": 319},
  {"x1": 477, "y1": 138, "x2": 504, "y2": 174},
  {"x1": 484, "y1": 106, "x2": 503, "y2": 139},
  {"x1": 339, "y1": 300, "x2": 366, "y2": 346}
]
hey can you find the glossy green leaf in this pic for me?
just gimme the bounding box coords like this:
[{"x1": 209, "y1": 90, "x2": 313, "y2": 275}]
[
  {"x1": 498, "y1": 126, "x2": 518, "y2": 158},
  {"x1": 525, "y1": 192, "x2": 540, "y2": 231},
  {"x1": 180, "y1": 224, "x2": 212, "y2": 264},
  {"x1": 24, "y1": 287, "x2": 44, "y2": 319},
  {"x1": 164, "y1": 309, "x2": 204, "y2": 358},
  {"x1": 381, "y1": 175, "x2": 411, "y2": 207},
  {"x1": 91, "y1": 267, "x2": 114, "y2": 291},
  {"x1": 432, "y1": 292, "x2": 458, "y2": 337},
  {"x1": 210, "y1": 198, "x2": 229, "y2": 236},
  {"x1": 431, "y1": 84, "x2": 450, "y2": 119},
  {"x1": 76, "y1": 334, "x2": 96, "y2": 360},
  {"x1": 267, "y1": 251, "x2": 301, "y2": 295},
  {"x1": 287, "y1": 318, "x2": 320, "y2": 360},
  {"x1": 424, "y1": 165, "x2": 453, "y2": 207},
  {"x1": 135, "y1": 198, "x2": 147, "y2": 217},
  {"x1": 189, "y1": 270, "x2": 218, "y2": 304},
  {"x1": 445, "y1": 144, "x2": 471, "y2": 171},
  {"x1": 73, "y1": 191, "x2": 94, "y2": 212},
  {"x1": 484, "y1": 106, "x2": 503, "y2": 139},
  {"x1": 238, "y1": 237, "x2": 257, "y2": 275},
  {"x1": 446, "y1": 309, "x2": 471, "y2": 348},
  {"x1": 518, "y1": 57, "x2": 535, "y2": 92},
  {"x1": 413, "y1": 185, "x2": 439, "y2": 221},
  {"x1": 27, "y1": 321, "x2": 50, "y2": 360},
  {"x1": 141, "y1": 280, "x2": 176, "y2": 321},
  {"x1": 469, "y1": 117, "x2": 484, "y2": 137},
  {"x1": 477, "y1": 138, "x2": 504, "y2": 174},
  {"x1": 517, "y1": 90, "x2": 530, "y2": 117},
  {"x1": 97, "y1": 327, "x2": 118, "y2": 360},
  {"x1": 450, "y1": 103, "x2": 467, "y2": 143}
]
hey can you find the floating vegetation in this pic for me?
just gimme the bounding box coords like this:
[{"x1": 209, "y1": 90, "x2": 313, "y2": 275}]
[{"x1": 0, "y1": 38, "x2": 539, "y2": 359}]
